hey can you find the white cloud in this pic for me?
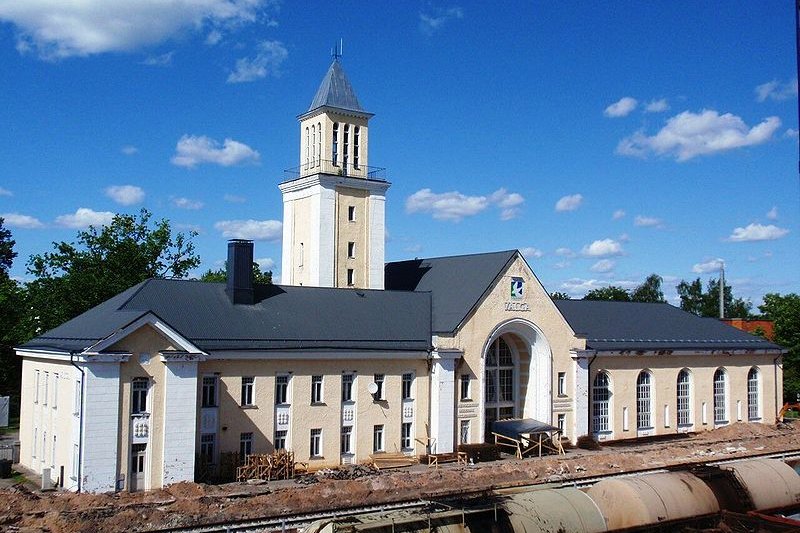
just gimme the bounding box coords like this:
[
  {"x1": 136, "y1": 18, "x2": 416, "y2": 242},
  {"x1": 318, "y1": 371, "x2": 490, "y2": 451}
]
[
  {"x1": 171, "y1": 134, "x2": 260, "y2": 168},
  {"x1": 612, "y1": 209, "x2": 625, "y2": 220},
  {"x1": 1, "y1": 212, "x2": 44, "y2": 229},
  {"x1": 142, "y1": 51, "x2": 174, "y2": 67},
  {"x1": 553, "y1": 261, "x2": 571, "y2": 270},
  {"x1": 0, "y1": 0, "x2": 267, "y2": 60},
  {"x1": 555, "y1": 193, "x2": 583, "y2": 212},
  {"x1": 255, "y1": 257, "x2": 274, "y2": 270},
  {"x1": 755, "y1": 78, "x2": 798, "y2": 102},
  {"x1": 173, "y1": 197, "x2": 204, "y2": 210},
  {"x1": 205, "y1": 30, "x2": 223, "y2": 46},
  {"x1": 105, "y1": 184, "x2": 144, "y2": 206},
  {"x1": 766, "y1": 206, "x2": 778, "y2": 220},
  {"x1": 692, "y1": 258, "x2": 724, "y2": 274},
  {"x1": 618, "y1": 232, "x2": 630, "y2": 242},
  {"x1": 121, "y1": 145, "x2": 138, "y2": 155},
  {"x1": 55, "y1": 207, "x2": 114, "y2": 229},
  {"x1": 617, "y1": 110, "x2": 781, "y2": 161},
  {"x1": 406, "y1": 187, "x2": 523, "y2": 222},
  {"x1": 419, "y1": 6, "x2": 463, "y2": 35},
  {"x1": 785, "y1": 128, "x2": 799, "y2": 138},
  {"x1": 581, "y1": 238, "x2": 623, "y2": 257},
  {"x1": 227, "y1": 40, "x2": 288, "y2": 83},
  {"x1": 644, "y1": 98, "x2": 669, "y2": 113},
  {"x1": 555, "y1": 247, "x2": 576, "y2": 258},
  {"x1": 0, "y1": 187, "x2": 12, "y2": 196},
  {"x1": 224, "y1": 193, "x2": 247, "y2": 203},
  {"x1": 559, "y1": 278, "x2": 608, "y2": 295},
  {"x1": 634, "y1": 215, "x2": 663, "y2": 228},
  {"x1": 520, "y1": 247, "x2": 543, "y2": 259},
  {"x1": 590, "y1": 259, "x2": 616, "y2": 273},
  {"x1": 604, "y1": 97, "x2": 638, "y2": 118},
  {"x1": 727, "y1": 223, "x2": 789, "y2": 242},
  {"x1": 214, "y1": 219, "x2": 282, "y2": 241}
]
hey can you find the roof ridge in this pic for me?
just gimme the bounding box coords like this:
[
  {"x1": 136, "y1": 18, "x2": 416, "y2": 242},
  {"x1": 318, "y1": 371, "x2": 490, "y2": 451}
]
[{"x1": 388, "y1": 249, "x2": 517, "y2": 264}]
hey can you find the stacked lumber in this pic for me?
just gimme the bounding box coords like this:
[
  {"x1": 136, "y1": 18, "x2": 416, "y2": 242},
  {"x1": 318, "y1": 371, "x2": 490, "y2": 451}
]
[
  {"x1": 369, "y1": 452, "x2": 417, "y2": 470},
  {"x1": 236, "y1": 450, "x2": 300, "y2": 482}
]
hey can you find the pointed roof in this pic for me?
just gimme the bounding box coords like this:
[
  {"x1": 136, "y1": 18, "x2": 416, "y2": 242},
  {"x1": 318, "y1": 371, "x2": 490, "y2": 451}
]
[{"x1": 306, "y1": 59, "x2": 368, "y2": 115}]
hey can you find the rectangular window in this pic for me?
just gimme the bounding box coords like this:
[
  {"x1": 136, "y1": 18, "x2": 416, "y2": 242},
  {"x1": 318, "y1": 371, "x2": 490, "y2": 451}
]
[
  {"x1": 72, "y1": 444, "x2": 79, "y2": 479},
  {"x1": 310, "y1": 428, "x2": 322, "y2": 457},
  {"x1": 677, "y1": 373, "x2": 691, "y2": 425},
  {"x1": 43, "y1": 372, "x2": 48, "y2": 406},
  {"x1": 460, "y1": 420, "x2": 470, "y2": 445},
  {"x1": 343, "y1": 124, "x2": 350, "y2": 170},
  {"x1": 498, "y1": 369, "x2": 513, "y2": 402},
  {"x1": 34, "y1": 370, "x2": 40, "y2": 404},
  {"x1": 332, "y1": 122, "x2": 339, "y2": 165},
  {"x1": 52, "y1": 373, "x2": 58, "y2": 409},
  {"x1": 485, "y1": 370, "x2": 496, "y2": 403},
  {"x1": 132, "y1": 378, "x2": 149, "y2": 414},
  {"x1": 311, "y1": 375, "x2": 323, "y2": 404},
  {"x1": 240, "y1": 432, "x2": 253, "y2": 460},
  {"x1": 41, "y1": 431, "x2": 46, "y2": 463},
  {"x1": 347, "y1": 241, "x2": 355, "y2": 258},
  {"x1": 557, "y1": 413, "x2": 566, "y2": 433},
  {"x1": 460, "y1": 374, "x2": 471, "y2": 401},
  {"x1": 347, "y1": 268, "x2": 355, "y2": 286},
  {"x1": 401, "y1": 422, "x2": 412, "y2": 450},
  {"x1": 373, "y1": 374, "x2": 384, "y2": 400},
  {"x1": 353, "y1": 126, "x2": 360, "y2": 169},
  {"x1": 401, "y1": 373, "x2": 413, "y2": 400},
  {"x1": 51, "y1": 435, "x2": 56, "y2": 468},
  {"x1": 342, "y1": 374, "x2": 354, "y2": 402},
  {"x1": 341, "y1": 426, "x2": 352, "y2": 454},
  {"x1": 348, "y1": 206, "x2": 356, "y2": 222},
  {"x1": 241, "y1": 376, "x2": 255, "y2": 406},
  {"x1": 557, "y1": 372, "x2": 566, "y2": 396},
  {"x1": 275, "y1": 375, "x2": 289, "y2": 405},
  {"x1": 623, "y1": 406, "x2": 629, "y2": 431},
  {"x1": 373, "y1": 424, "x2": 384, "y2": 452},
  {"x1": 274, "y1": 430, "x2": 287, "y2": 451},
  {"x1": 201, "y1": 376, "x2": 218, "y2": 408},
  {"x1": 32, "y1": 427, "x2": 37, "y2": 458},
  {"x1": 74, "y1": 379, "x2": 82, "y2": 416},
  {"x1": 200, "y1": 434, "x2": 215, "y2": 464}
]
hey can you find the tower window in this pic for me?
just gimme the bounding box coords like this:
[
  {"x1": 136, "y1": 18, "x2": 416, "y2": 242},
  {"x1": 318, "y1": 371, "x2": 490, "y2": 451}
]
[
  {"x1": 347, "y1": 241, "x2": 355, "y2": 258},
  {"x1": 347, "y1": 268, "x2": 355, "y2": 286},
  {"x1": 305, "y1": 126, "x2": 309, "y2": 170},
  {"x1": 317, "y1": 122, "x2": 322, "y2": 167},
  {"x1": 311, "y1": 124, "x2": 316, "y2": 167},
  {"x1": 348, "y1": 206, "x2": 356, "y2": 221},
  {"x1": 332, "y1": 122, "x2": 339, "y2": 165},
  {"x1": 343, "y1": 124, "x2": 350, "y2": 173},
  {"x1": 354, "y1": 126, "x2": 360, "y2": 169}
]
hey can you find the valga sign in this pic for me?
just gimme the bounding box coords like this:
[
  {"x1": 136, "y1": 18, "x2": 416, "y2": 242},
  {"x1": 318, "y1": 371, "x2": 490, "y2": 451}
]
[
  {"x1": 504, "y1": 301, "x2": 531, "y2": 312},
  {"x1": 505, "y1": 277, "x2": 530, "y2": 311}
]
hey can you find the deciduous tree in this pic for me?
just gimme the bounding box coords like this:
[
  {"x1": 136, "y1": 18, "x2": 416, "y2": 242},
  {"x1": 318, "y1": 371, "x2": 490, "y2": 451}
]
[
  {"x1": 759, "y1": 293, "x2": 800, "y2": 402},
  {"x1": 676, "y1": 277, "x2": 751, "y2": 318}
]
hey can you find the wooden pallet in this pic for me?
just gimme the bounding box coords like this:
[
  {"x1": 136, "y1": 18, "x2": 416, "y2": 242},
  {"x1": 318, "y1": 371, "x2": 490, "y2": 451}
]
[
  {"x1": 236, "y1": 450, "x2": 301, "y2": 482},
  {"x1": 370, "y1": 452, "x2": 417, "y2": 470}
]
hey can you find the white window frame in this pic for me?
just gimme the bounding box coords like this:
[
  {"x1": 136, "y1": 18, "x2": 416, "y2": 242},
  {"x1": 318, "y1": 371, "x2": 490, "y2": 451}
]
[
  {"x1": 73, "y1": 379, "x2": 82, "y2": 416},
  {"x1": 34, "y1": 370, "x2": 40, "y2": 404},
  {"x1": 636, "y1": 371, "x2": 653, "y2": 430},
  {"x1": 557, "y1": 372, "x2": 566, "y2": 396},
  {"x1": 347, "y1": 268, "x2": 355, "y2": 286},
  {"x1": 241, "y1": 376, "x2": 255, "y2": 406},
  {"x1": 459, "y1": 419, "x2": 470, "y2": 445},
  {"x1": 342, "y1": 373, "x2": 354, "y2": 403},
  {"x1": 275, "y1": 374, "x2": 290, "y2": 405},
  {"x1": 311, "y1": 375, "x2": 324, "y2": 404},
  {"x1": 373, "y1": 424, "x2": 384, "y2": 453},
  {"x1": 347, "y1": 241, "x2": 355, "y2": 259},
  {"x1": 341, "y1": 426, "x2": 352, "y2": 455},
  {"x1": 460, "y1": 374, "x2": 471, "y2": 401},
  {"x1": 201, "y1": 375, "x2": 218, "y2": 408},
  {"x1": 347, "y1": 205, "x2": 356, "y2": 222},
  {"x1": 52, "y1": 373, "x2": 58, "y2": 409},
  {"x1": 72, "y1": 444, "x2": 79, "y2": 480},
  {"x1": 592, "y1": 372, "x2": 611, "y2": 434},
  {"x1": 274, "y1": 430, "x2": 287, "y2": 451},
  {"x1": 747, "y1": 367, "x2": 760, "y2": 420},
  {"x1": 557, "y1": 413, "x2": 566, "y2": 434},
  {"x1": 51, "y1": 434, "x2": 56, "y2": 468},
  {"x1": 713, "y1": 368, "x2": 728, "y2": 424},
  {"x1": 401, "y1": 422, "x2": 413, "y2": 450},
  {"x1": 240, "y1": 432, "x2": 253, "y2": 459},
  {"x1": 132, "y1": 377, "x2": 149, "y2": 414},
  {"x1": 401, "y1": 372, "x2": 414, "y2": 400},
  {"x1": 43, "y1": 372, "x2": 48, "y2": 406},
  {"x1": 310, "y1": 428, "x2": 322, "y2": 458},
  {"x1": 677, "y1": 369, "x2": 692, "y2": 426},
  {"x1": 200, "y1": 433, "x2": 216, "y2": 465},
  {"x1": 373, "y1": 374, "x2": 385, "y2": 400},
  {"x1": 32, "y1": 427, "x2": 37, "y2": 458}
]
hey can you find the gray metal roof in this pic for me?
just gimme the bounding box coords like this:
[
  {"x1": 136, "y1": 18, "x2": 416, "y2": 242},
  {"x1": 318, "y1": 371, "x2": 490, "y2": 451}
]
[
  {"x1": 554, "y1": 299, "x2": 782, "y2": 352},
  {"x1": 385, "y1": 250, "x2": 517, "y2": 333},
  {"x1": 22, "y1": 279, "x2": 432, "y2": 354},
  {"x1": 307, "y1": 59, "x2": 366, "y2": 114}
]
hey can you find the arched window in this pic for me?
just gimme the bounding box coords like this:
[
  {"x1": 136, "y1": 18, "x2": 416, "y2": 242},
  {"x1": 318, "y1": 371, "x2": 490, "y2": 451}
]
[
  {"x1": 677, "y1": 369, "x2": 691, "y2": 426},
  {"x1": 592, "y1": 372, "x2": 610, "y2": 433},
  {"x1": 317, "y1": 122, "x2": 322, "y2": 167},
  {"x1": 354, "y1": 126, "x2": 360, "y2": 169},
  {"x1": 311, "y1": 125, "x2": 316, "y2": 166},
  {"x1": 484, "y1": 337, "x2": 515, "y2": 441},
  {"x1": 636, "y1": 371, "x2": 652, "y2": 429},
  {"x1": 713, "y1": 368, "x2": 727, "y2": 423},
  {"x1": 747, "y1": 367, "x2": 759, "y2": 420},
  {"x1": 332, "y1": 122, "x2": 339, "y2": 165},
  {"x1": 304, "y1": 126, "x2": 309, "y2": 169},
  {"x1": 343, "y1": 124, "x2": 350, "y2": 173}
]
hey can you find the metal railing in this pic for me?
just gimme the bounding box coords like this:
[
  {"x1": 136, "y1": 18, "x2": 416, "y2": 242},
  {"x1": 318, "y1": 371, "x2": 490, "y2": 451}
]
[{"x1": 283, "y1": 159, "x2": 386, "y2": 181}]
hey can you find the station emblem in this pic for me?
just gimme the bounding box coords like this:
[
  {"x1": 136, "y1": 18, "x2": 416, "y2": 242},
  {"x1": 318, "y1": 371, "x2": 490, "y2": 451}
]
[{"x1": 510, "y1": 277, "x2": 524, "y2": 300}]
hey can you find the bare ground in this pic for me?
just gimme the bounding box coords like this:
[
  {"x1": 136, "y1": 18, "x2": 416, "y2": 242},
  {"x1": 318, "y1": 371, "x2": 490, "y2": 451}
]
[{"x1": 2, "y1": 422, "x2": 798, "y2": 533}]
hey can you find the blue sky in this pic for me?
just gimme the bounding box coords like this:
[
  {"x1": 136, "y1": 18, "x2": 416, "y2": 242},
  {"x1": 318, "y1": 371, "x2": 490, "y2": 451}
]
[{"x1": 0, "y1": 1, "x2": 797, "y2": 307}]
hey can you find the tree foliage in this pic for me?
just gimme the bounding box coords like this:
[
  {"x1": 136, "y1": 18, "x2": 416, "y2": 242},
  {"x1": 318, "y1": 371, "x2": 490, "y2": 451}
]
[
  {"x1": 584, "y1": 286, "x2": 631, "y2": 301},
  {"x1": 759, "y1": 293, "x2": 800, "y2": 402},
  {"x1": 199, "y1": 263, "x2": 273, "y2": 285},
  {"x1": 0, "y1": 218, "x2": 23, "y2": 397},
  {"x1": 23, "y1": 209, "x2": 200, "y2": 336},
  {"x1": 676, "y1": 277, "x2": 751, "y2": 318},
  {"x1": 630, "y1": 274, "x2": 666, "y2": 303},
  {"x1": 550, "y1": 291, "x2": 571, "y2": 300}
]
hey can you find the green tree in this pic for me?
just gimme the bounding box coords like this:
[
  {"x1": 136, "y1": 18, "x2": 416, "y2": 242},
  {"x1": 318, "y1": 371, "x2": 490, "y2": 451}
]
[
  {"x1": 550, "y1": 291, "x2": 572, "y2": 300},
  {"x1": 0, "y1": 218, "x2": 23, "y2": 398},
  {"x1": 759, "y1": 293, "x2": 800, "y2": 402},
  {"x1": 676, "y1": 277, "x2": 751, "y2": 318},
  {"x1": 631, "y1": 274, "x2": 666, "y2": 303},
  {"x1": 23, "y1": 209, "x2": 200, "y2": 336},
  {"x1": 584, "y1": 286, "x2": 631, "y2": 301},
  {"x1": 199, "y1": 263, "x2": 273, "y2": 285}
]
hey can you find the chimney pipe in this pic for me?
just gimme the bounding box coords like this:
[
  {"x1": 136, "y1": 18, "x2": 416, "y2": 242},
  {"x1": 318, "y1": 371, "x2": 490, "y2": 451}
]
[{"x1": 226, "y1": 239, "x2": 254, "y2": 305}]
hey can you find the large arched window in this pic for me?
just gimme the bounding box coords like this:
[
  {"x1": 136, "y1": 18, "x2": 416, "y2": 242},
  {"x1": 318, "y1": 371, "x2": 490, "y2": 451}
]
[
  {"x1": 304, "y1": 126, "x2": 310, "y2": 169},
  {"x1": 343, "y1": 124, "x2": 350, "y2": 173},
  {"x1": 747, "y1": 367, "x2": 760, "y2": 420},
  {"x1": 484, "y1": 337, "x2": 515, "y2": 441},
  {"x1": 636, "y1": 371, "x2": 653, "y2": 429},
  {"x1": 677, "y1": 369, "x2": 691, "y2": 426},
  {"x1": 713, "y1": 368, "x2": 727, "y2": 423},
  {"x1": 311, "y1": 124, "x2": 316, "y2": 166},
  {"x1": 332, "y1": 122, "x2": 339, "y2": 165},
  {"x1": 317, "y1": 122, "x2": 322, "y2": 167},
  {"x1": 592, "y1": 372, "x2": 611, "y2": 433},
  {"x1": 354, "y1": 126, "x2": 360, "y2": 169}
]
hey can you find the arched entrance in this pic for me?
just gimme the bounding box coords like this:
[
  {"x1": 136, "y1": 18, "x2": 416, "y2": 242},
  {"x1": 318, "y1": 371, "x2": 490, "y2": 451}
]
[{"x1": 481, "y1": 319, "x2": 552, "y2": 443}]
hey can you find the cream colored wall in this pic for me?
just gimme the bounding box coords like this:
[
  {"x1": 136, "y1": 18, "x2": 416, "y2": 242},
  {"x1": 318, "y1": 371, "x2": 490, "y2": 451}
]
[
  {"x1": 300, "y1": 111, "x2": 370, "y2": 177},
  {"x1": 335, "y1": 186, "x2": 369, "y2": 288},
  {"x1": 18, "y1": 357, "x2": 77, "y2": 485},
  {"x1": 593, "y1": 353, "x2": 781, "y2": 440},
  {"x1": 110, "y1": 325, "x2": 177, "y2": 490},
  {"x1": 199, "y1": 357, "x2": 429, "y2": 469},
  {"x1": 289, "y1": 194, "x2": 314, "y2": 286}
]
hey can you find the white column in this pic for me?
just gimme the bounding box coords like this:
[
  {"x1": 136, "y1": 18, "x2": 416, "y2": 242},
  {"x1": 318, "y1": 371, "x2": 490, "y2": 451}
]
[
  {"x1": 81, "y1": 360, "x2": 123, "y2": 493},
  {"x1": 429, "y1": 350, "x2": 459, "y2": 454},
  {"x1": 317, "y1": 185, "x2": 336, "y2": 287},
  {"x1": 367, "y1": 193, "x2": 386, "y2": 290},
  {"x1": 161, "y1": 357, "x2": 199, "y2": 486},
  {"x1": 280, "y1": 200, "x2": 294, "y2": 285},
  {"x1": 572, "y1": 352, "x2": 591, "y2": 444}
]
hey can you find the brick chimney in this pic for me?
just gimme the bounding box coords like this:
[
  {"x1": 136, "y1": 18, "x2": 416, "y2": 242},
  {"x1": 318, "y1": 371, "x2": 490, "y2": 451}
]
[{"x1": 226, "y1": 239, "x2": 254, "y2": 305}]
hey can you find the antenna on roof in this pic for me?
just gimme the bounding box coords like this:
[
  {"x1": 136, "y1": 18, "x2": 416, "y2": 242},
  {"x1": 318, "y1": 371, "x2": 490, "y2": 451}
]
[{"x1": 331, "y1": 39, "x2": 343, "y2": 61}]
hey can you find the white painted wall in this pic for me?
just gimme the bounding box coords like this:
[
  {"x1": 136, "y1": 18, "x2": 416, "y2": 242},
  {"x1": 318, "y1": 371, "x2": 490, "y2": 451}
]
[
  {"x1": 367, "y1": 193, "x2": 385, "y2": 290},
  {"x1": 573, "y1": 353, "x2": 590, "y2": 442},
  {"x1": 81, "y1": 362, "x2": 122, "y2": 493},
  {"x1": 161, "y1": 360, "x2": 199, "y2": 485},
  {"x1": 430, "y1": 351, "x2": 458, "y2": 453}
]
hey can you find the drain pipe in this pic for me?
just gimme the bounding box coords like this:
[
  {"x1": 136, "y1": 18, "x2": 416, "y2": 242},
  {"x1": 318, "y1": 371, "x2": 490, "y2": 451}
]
[
  {"x1": 774, "y1": 352, "x2": 783, "y2": 421},
  {"x1": 69, "y1": 352, "x2": 84, "y2": 493},
  {"x1": 587, "y1": 351, "x2": 598, "y2": 436}
]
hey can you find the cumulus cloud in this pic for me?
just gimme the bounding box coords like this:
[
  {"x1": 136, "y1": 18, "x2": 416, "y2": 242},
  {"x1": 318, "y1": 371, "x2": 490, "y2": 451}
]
[
  {"x1": 0, "y1": 187, "x2": 12, "y2": 196},
  {"x1": 634, "y1": 215, "x2": 663, "y2": 228},
  {"x1": 520, "y1": 247, "x2": 544, "y2": 259},
  {"x1": 692, "y1": 258, "x2": 724, "y2": 274},
  {"x1": 0, "y1": 0, "x2": 267, "y2": 60},
  {"x1": 214, "y1": 219, "x2": 282, "y2": 241},
  {"x1": 612, "y1": 209, "x2": 625, "y2": 220},
  {"x1": 755, "y1": 78, "x2": 798, "y2": 102},
  {"x1": 171, "y1": 135, "x2": 260, "y2": 168},
  {"x1": 604, "y1": 97, "x2": 638, "y2": 118},
  {"x1": 727, "y1": 223, "x2": 789, "y2": 242},
  {"x1": 766, "y1": 206, "x2": 778, "y2": 220},
  {"x1": 644, "y1": 98, "x2": 669, "y2": 113},
  {"x1": 227, "y1": 40, "x2": 288, "y2": 83},
  {"x1": 555, "y1": 193, "x2": 583, "y2": 212},
  {"x1": 581, "y1": 238, "x2": 623, "y2": 257},
  {"x1": 555, "y1": 247, "x2": 576, "y2": 258},
  {"x1": 785, "y1": 128, "x2": 799, "y2": 138},
  {"x1": 1, "y1": 212, "x2": 44, "y2": 229},
  {"x1": 616, "y1": 110, "x2": 781, "y2": 161},
  {"x1": 173, "y1": 197, "x2": 204, "y2": 210},
  {"x1": 590, "y1": 259, "x2": 615, "y2": 273},
  {"x1": 255, "y1": 257, "x2": 275, "y2": 270},
  {"x1": 105, "y1": 184, "x2": 144, "y2": 206},
  {"x1": 419, "y1": 6, "x2": 463, "y2": 35},
  {"x1": 406, "y1": 187, "x2": 524, "y2": 222},
  {"x1": 55, "y1": 207, "x2": 114, "y2": 229},
  {"x1": 121, "y1": 145, "x2": 138, "y2": 155},
  {"x1": 205, "y1": 29, "x2": 223, "y2": 45},
  {"x1": 141, "y1": 51, "x2": 174, "y2": 67},
  {"x1": 224, "y1": 193, "x2": 247, "y2": 203}
]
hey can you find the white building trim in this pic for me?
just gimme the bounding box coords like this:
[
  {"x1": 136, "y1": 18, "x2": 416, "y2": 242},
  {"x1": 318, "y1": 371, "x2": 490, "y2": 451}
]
[
  {"x1": 161, "y1": 359, "x2": 199, "y2": 486},
  {"x1": 80, "y1": 361, "x2": 122, "y2": 493},
  {"x1": 429, "y1": 349, "x2": 461, "y2": 454},
  {"x1": 86, "y1": 313, "x2": 205, "y2": 356}
]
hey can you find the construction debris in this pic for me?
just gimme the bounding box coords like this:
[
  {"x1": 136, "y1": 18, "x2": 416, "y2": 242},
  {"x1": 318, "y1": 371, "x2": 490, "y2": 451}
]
[{"x1": 236, "y1": 450, "x2": 306, "y2": 482}]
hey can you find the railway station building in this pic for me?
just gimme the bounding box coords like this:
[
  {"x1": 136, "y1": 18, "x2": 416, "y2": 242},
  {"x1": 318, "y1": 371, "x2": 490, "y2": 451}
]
[{"x1": 16, "y1": 59, "x2": 784, "y2": 492}]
